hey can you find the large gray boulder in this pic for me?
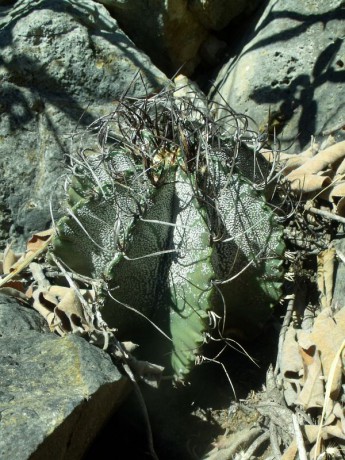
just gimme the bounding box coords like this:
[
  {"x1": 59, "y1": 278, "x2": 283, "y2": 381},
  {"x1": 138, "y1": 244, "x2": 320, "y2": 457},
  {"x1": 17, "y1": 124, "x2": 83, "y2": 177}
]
[
  {"x1": 210, "y1": 0, "x2": 345, "y2": 152},
  {"x1": 0, "y1": 0, "x2": 167, "y2": 249},
  {"x1": 0, "y1": 295, "x2": 129, "y2": 460},
  {"x1": 95, "y1": 0, "x2": 264, "y2": 75}
]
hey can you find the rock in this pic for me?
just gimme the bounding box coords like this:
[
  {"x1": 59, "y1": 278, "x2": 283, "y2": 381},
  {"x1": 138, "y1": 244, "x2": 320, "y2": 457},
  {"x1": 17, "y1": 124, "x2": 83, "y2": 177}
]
[
  {"x1": 0, "y1": 294, "x2": 50, "y2": 336},
  {"x1": 189, "y1": 0, "x2": 263, "y2": 31},
  {"x1": 95, "y1": 0, "x2": 207, "y2": 75},
  {"x1": 199, "y1": 35, "x2": 228, "y2": 67},
  {"x1": 0, "y1": 294, "x2": 129, "y2": 460},
  {"x1": 0, "y1": 0, "x2": 167, "y2": 250},
  {"x1": 95, "y1": 0, "x2": 264, "y2": 75},
  {"x1": 210, "y1": 0, "x2": 345, "y2": 153}
]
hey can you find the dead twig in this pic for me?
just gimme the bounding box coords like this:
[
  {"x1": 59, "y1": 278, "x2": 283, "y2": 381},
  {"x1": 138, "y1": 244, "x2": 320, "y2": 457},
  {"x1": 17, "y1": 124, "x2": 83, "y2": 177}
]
[
  {"x1": 204, "y1": 427, "x2": 263, "y2": 460},
  {"x1": 321, "y1": 122, "x2": 345, "y2": 136},
  {"x1": 275, "y1": 296, "x2": 295, "y2": 376},
  {"x1": 292, "y1": 414, "x2": 308, "y2": 460},
  {"x1": 314, "y1": 338, "x2": 345, "y2": 459},
  {"x1": 306, "y1": 206, "x2": 345, "y2": 225},
  {"x1": 240, "y1": 430, "x2": 270, "y2": 460},
  {"x1": 30, "y1": 262, "x2": 51, "y2": 290},
  {"x1": 49, "y1": 253, "x2": 94, "y2": 324},
  {"x1": 0, "y1": 235, "x2": 53, "y2": 288},
  {"x1": 270, "y1": 420, "x2": 282, "y2": 460}
]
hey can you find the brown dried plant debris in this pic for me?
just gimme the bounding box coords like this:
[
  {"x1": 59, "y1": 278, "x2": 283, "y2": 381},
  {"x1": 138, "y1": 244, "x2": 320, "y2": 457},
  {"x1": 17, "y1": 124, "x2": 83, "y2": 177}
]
[
  {"x1": 277, "y1": 305, "x2": 345, "y2": 457},
  {"x1": 0, "y1": 229, "x2": 54, "y2": 295},
  {"x1": 244, "y1": 136, "x2": 345, "y2": 459},
  {"x1": 0, "y1": 229, "x2": 164, "y2": 390},
  {"x1": 264, "y1": 139, "x2": 345, "y2": 219},
  {"x1": 262, "y1": 140, "x2": 345, "y2": 223}
]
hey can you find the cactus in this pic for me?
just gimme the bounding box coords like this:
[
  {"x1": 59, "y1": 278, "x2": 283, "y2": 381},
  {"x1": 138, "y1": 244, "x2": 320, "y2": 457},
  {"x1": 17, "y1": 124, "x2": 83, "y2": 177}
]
[{"x1": 51, "y1": 86, "x2": 285, "y2": 380}]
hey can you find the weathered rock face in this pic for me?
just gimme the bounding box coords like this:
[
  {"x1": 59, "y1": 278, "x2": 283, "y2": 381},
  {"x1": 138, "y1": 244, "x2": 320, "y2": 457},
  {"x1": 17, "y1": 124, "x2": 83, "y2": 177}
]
[
  {"x1": 210, "y1": 0, "x2": 345, "y2": 152},
  {"x1": 0, "y1": 0, "x2": 167, "y2": 249},
  {"x1": 0, "y1": 294, "x2": 129, "y2": 460},
  {"x1": 0, "y1": 294, "x2": 50, "y2": 335},
  {"x1": 95, "y1": 0, "x2": 264, "y2": 75},
  {"x1": 189, "y1": 0, "x2": 263, "y2": 30},
  {"x1": 95, "y1": 0, "x2": 207, "y2": 75}
]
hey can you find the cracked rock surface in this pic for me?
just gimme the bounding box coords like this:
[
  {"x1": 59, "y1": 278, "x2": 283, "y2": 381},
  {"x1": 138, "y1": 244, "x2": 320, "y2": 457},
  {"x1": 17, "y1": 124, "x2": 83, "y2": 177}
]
[
  {"x1": 210, "y1": 0, "x2": 345, "y2": 152},
  {"x1": 0, "y1": 295, "x2": 129, "y2": 460}
]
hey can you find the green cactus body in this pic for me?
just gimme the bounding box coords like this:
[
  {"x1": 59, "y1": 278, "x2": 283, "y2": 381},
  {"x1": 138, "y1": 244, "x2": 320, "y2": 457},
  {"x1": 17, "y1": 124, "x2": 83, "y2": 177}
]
[
  {"x1": 104, "y1": 172, "x2": 177, "y2": 331},
  {"x1": 51, "y1": 89, "x2": 285, "y2": 379},
  {"x1": 53, "y1": 149, "x2": 154, "y2": 278},
  {"x1": 101, "y1": 164, "x2": 215, "y2": 377},
  {"x1": 167, "y1": 167, "x2": 214, "y2": 377},
  {"x1": 205, "y1": 154, "x2": 285, "y2": 337}
]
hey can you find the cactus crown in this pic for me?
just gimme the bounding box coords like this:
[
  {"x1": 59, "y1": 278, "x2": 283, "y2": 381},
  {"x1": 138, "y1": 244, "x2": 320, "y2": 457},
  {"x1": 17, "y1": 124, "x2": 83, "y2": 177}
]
[{"x1": 52, "y1": 83, "x2": 285, "y2": 380}]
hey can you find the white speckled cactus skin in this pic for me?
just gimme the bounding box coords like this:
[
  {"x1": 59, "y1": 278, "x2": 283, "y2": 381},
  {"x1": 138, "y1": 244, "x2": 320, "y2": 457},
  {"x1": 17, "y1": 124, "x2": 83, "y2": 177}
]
[{"x1": 51, "y1": 86, "x2": 285, "y2": 379}]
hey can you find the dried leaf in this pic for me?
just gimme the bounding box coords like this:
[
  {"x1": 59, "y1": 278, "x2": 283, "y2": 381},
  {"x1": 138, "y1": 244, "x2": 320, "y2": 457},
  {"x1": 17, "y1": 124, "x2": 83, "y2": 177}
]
[
  {"x1": 300, "y1": 142, "x2": 320, "y2": 158},
  {"x1": 312, "y1": 308, "x2": 344, "y2": 399},
  {"x1": 296, "y1": 331, "x2": 325, "y2": 410},
  {"x1": 314, "y1": 338, "x2": 345, "y2": 459},
  {"x1": 319, "y1": 181, "x2": 345, "y2": 214},
  {"x1": 49, "y1": 285, "x2": 93, "y2": 300},
  {"x1": 281, "y1": 440, "x2": 297, "y2": 460},
  {"x1": 56, "y1": 288, "x2": 89, "y2": 330},
  {"x1": 280, "y1": 326, "x2": 304, "y2": 406},
  {"x1": 297, "y1": 330, "x2": 315, "y2": 367},
  {"x1": 261, "y1": 150, "x2": 300, "y2": 163},
  {"x1": 287, "y1": 174, "x2": 331, "y2": 193},
  {"x1": 32, "y1": 288, "x2": 60, "y2": 331},
  {"x1": 320, "y1": 135, "x2": 337, "y2": 151},
  {"x1": 49, "y1": 285, "x2": 74, "y2": 298},
  {"x1": 304, "y1": 422, "x2": 345, "y2": 447},
  {"x1": 122, "y1": 341, "x2": 139, "y2": 353},
  {"x1": 283, "y1": 381, "x2": 302, "y2": 407},
  {"x1": 283, "y1": 156, "x2": 309, "y2": 175},
  {"x1": 54, "y1": 307, "x2": 76, "y2": 333},
  {"x1": 303, "y1": 425, "x2": 319, "y2": 444},
  {"x1": 336, "y1": 195, "x2": 345, "y2": 217},
  {"x1": 9, "y1": 250, "x2": 34, "y2": 271},
  {"x1": 51, "y1": 285, "x2": 94, "y2": 332},
  {"x1": 0, "y1": 233, "x2": 53, "y2": 289},
  {"x1": 287, "y1": 141, "x2": 345, "y2": 179},
  {"x1": 281, "y1": 326, "x2": 304, "y2": 377},
  {"x1": 39, "y1": 290, "x2": 58, "y2": 310},
  {"x1": 25, "y1": 283, "x2": 34, "y2": 299},
  {"x1": 323, "y1": 421, "x2": 345, "y2": 440},
  {"x1": 317, "y1": 249, "x2": 336, "y2": 310},
  {"x1": 336, "y1": 157, "x2": 345, "y2": 176},
  {"x1": 27, "y1": 229, "x2": 54, "y2": 252},
  {"x1": 0, "y1": 279, "x2": 26, "y2": 293},
  {"x1": 326, "y1": 182, "x2": 345, "y2": 197},
  {"x1": 262, "y1": 142, "x2": 317, "y2": 165},
  {"x1": 2, "y1": 243, "x2": 20, "y2": 274}
]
